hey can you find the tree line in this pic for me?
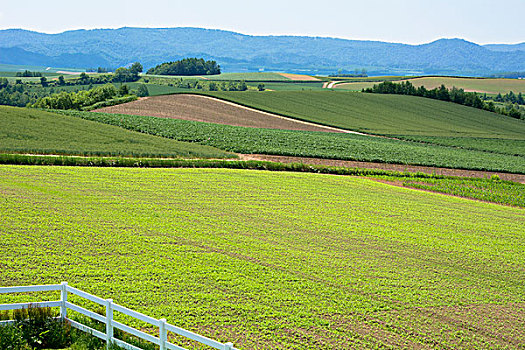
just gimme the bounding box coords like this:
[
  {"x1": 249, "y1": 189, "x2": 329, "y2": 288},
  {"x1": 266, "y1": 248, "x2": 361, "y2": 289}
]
[
  {"x1": 146, "y1": 58, "x2": 220, "y2": 76},
  {"x1": 30, "y1": 84, "x2": 136, "y2": 110},
  {"x1": 364, "y1": 81, "x2": 524, "y2": 119},
  {"x1": 15, "y1": 70, "x2": 43, "y2": 77}
]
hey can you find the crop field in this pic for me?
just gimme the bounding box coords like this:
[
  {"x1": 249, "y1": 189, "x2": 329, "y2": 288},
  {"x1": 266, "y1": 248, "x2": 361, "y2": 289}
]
[
  {"x1": 0, "y1": 63, "x2": 84, "y2": 73},
  {"x1": 401, "y1": 77, "x2": 525, "y2": 94},
  {"x1": 395, "y1": 135, "x2": 525, "y2": 157},
  {"x1": 0, "y1": 106, "x2": 232, "y2": 158},
  {"x1": 1, "y1": 166, "x2": 524, "y2": 349},
  {"x1": 335, "y1": 77, "x2": 525, "y2": 94},
  {"x1": 203, "y1": 91, "x2": 525, "y2": 139},
  {"x1": 59, "y1": 110, "x2": 525, "y2": 173},
  {"x1": 199, "y1": 72, "x2": 292, "y2": 81},
  {"x1": 252, "y1": 82, "x2": 325, "y2": 91},
  {"x1": 94, "y1": 94, "x2": 343, "y2": 132}
]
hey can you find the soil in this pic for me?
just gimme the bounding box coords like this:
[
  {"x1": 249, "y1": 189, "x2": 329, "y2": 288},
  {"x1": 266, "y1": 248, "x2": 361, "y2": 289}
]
[{"x1": 240, "y1": 154, "x2": 525, "y2": 183}]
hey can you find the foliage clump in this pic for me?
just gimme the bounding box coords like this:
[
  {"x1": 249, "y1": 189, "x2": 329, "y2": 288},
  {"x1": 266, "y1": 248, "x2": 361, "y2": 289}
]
[{"x1": 147, "y1": 58, "x2": 220, "y2": 76}]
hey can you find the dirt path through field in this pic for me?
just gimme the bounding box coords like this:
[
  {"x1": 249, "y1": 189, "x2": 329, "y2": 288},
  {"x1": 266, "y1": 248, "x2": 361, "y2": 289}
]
[
  {"x1": 323, "y1": 81, "x2": 342, "y2": 89},
  {"x1": 94, "y1": 94, "x2": 372, "y2": 135},
  {"x1": 240, "y1": 154, "x2": 525, "y2": 183}
]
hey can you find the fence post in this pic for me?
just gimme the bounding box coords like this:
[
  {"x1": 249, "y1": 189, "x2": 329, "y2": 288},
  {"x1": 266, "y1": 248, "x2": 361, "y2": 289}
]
[
  {"x1": 60, "y1": 282, "x2": 67, "y2": 320},
  {"x1": 105, "y1": 299, "x2": 113, "y2": 349},
  {"x1": 159, "y1": 318, "x2": 167, "y2": 350},
  {"x1": 224, "y1": 342, "x2": 234, "y2": 350}
]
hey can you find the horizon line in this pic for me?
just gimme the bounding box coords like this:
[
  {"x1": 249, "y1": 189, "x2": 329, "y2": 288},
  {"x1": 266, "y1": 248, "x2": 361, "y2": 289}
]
[{"x1": 1, "y1": 26, "x2": 524, "y2": 46}]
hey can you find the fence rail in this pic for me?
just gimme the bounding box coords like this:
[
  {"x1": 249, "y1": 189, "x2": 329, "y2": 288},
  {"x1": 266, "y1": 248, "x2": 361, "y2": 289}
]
[{"x1": 0, "y1": 283, "x2": 236, "y2": 350}]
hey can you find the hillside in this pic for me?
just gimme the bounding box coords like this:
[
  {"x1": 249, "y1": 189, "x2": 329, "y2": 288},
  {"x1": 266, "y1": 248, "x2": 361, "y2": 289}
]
[
  {"x1": 0, "y1": 106, "x2": 232, "y2": 158},
  {"x1": 1, "y1": 28, "x2": 525, "y2": 75},
  {"x1": 203, "y1": 91, "x2": 525, "y2": 138}
]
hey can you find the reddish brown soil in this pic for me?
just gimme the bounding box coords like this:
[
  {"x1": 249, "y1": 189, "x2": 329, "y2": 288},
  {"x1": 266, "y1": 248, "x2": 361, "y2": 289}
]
[
  {"x1": 240, "y1": 154, "x2": 525, "y2": 183},
  {"x1": 94, "y1": 94, "x2": 343, "y2": 133}
]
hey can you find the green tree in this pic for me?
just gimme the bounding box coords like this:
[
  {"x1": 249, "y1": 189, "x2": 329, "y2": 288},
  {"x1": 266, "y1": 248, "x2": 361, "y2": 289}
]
[
  {"x1": 257, "y1": 83, "x2": 265, "y2": 91},
  {"x1": 136, "y1": 84, "x2": 149, "y2": 97},
  {"x1": 57, "y1": 76, "x2": 66, "y2": 86},
  {"x1": 40, "y1": 77, "x2": 48, "y2": 87},
  {"x1": 119, "y1": 84, "x2": 130, "y2": 96}
]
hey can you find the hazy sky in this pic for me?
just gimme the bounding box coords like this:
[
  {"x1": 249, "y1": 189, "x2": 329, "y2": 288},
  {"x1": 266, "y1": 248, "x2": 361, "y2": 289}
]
[{"x1": 1, "y1": 0, "x2": 523, "y2": 44}]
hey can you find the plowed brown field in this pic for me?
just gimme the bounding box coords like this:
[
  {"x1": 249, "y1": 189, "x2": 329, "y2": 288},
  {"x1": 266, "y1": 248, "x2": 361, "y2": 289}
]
[{"x1": 94, "y1": 94, "x2": 344, "y2": 133}]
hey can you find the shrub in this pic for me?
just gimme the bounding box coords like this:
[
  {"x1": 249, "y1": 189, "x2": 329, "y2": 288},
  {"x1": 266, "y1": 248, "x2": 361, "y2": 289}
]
[
  {"x1": 13, "y1": 305, "x2": 71, "y2": 349},
  {"x1": 0, "y1": 324, "x2": 30, "y2": 350}
]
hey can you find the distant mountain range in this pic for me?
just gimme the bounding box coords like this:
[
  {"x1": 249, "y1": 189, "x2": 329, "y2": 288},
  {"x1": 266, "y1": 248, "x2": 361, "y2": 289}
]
[{"x1": 1, "y1": 27, "x2": 524, "y2": 76}]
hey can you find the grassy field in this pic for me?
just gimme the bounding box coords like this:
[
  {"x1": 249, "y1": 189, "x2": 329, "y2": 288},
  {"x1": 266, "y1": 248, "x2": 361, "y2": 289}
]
[
  {"x1": 336, "y1": 76, "x2": 525, "y2": 94},
  {"x1": 0, "y1": 63, "x2": 84, "y2": 74},
  {"x1": 203, "y1": 91, "x2": 525, "y2": 139},
  {"x1": 0, "y1": 106, "x2": 232, "y2": 158},
  {"x1": 143, "y1": 72, "x2": 291, "y2": 82},
  {"x1": 59, "y1": 110, "x2": 525, "y2": 173},
  {"x1": 1, "y1": 166, "x2": 524, "y2": 349},
  {"x1": 254, "y1": 82, "x2": 325, "y2": 91}
]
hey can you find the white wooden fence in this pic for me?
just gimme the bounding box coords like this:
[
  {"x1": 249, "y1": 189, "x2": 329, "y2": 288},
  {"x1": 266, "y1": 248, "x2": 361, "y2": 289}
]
[{"x1": 0, "y1": 283, "x2": 237, "y2": 350}]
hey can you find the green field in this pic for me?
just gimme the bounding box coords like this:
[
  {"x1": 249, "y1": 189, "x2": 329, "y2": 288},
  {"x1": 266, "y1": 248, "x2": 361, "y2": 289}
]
[
  {"x1": 198, "y1": 72, "x2": 291, "y2": 81},
  {"x1": 143, "y1": 72, "x2": 291, "y2": 81},
  {"x1": 1, "y1": 166, "x2": 524, "y2": 349},
  {"x1": 252, "y1": 82, "x2": 325, "y2": 91},
  {"x1": 0, "y1": 63, "x2": 84, "y2": 74},
  {"x1": 336, "y1": 76, "x2": 525, "y2": 94},
  {"x1": 202, "y1": 91, "x2": 525, "y2": 138},
  {"x1": 59, "y1": 110, "x2": 525, "y2": 173},
  {"x1": 0, "y1": 106, "x2": 232, "y2": 158}
]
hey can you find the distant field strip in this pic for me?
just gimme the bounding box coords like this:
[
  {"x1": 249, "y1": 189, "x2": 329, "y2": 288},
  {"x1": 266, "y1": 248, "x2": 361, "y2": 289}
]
[
  {"x1": 402, "y1": 77, "x2": 525, "y2": 94},
  {"x1": 94, "y1": 94, "x2": 350, "y2": 133},
  {"x1": 1, "y1": 166, "x2": 524, "y2": 349},
  {"x1": 0, "y1": 106, "x2": 233, "y2": 158},
  {"x1": 335, "y1": 77, "x2": 525, "y2": 94},
  {"x1": 279, "y1": 73, "x2": 320, "y2": 81},
  {"x1": 203, "y1": 91, "x2": 525, "y2": 138},
  {"x1": 60, "y1": 110, "x2": 525, "y2": 173}
]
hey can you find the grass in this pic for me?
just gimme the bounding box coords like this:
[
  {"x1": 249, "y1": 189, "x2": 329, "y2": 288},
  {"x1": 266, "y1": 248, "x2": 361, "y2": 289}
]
[
  {"x1": 59, "y1": 110, "x2": 525, "y2": 173},
  {"x1": 1, "y1": 166, "x2": 524, "y2": 349},
  {"x1": 201, "y1": 91, "x2": 525, "y2": 139},
  {"x1": 0, "y1": 106, "x2": 233, "y2": 159}
]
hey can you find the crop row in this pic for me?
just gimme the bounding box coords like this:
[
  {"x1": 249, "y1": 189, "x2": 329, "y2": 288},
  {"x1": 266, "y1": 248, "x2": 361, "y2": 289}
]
[{"x1": 59, "y1": 110, "x2": 525, "y2": 174}]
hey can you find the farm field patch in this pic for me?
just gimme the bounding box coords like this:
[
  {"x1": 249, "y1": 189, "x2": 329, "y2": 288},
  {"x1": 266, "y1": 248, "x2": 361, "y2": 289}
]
[
  {"x1": 203, "y1": 91, "x2": 525, "y2": 139},
  {"x1": 194, "y1": 72, "x2": 291, "y2": 81},
  {"x1": 335, "y1": 77, "x2": 525, "y2": 94},
  {"x1": 401, "y1": 77, "x2": 525, "y2": 94},
  {"x1": 94, "y1": 94, "x2": 343, "y2": 133},
  {"x1": 1, "y1": 166, "x2": 524, "y2": 349},
  {"x1": 60, "y1": 110, "x2": 525, "y2": 173},
  {"x1": 279, "y1": 73, "x2": 320, "y2": 81},
  {"x1": 0, "y1": 106, "x2": 232, "y2": 158}
]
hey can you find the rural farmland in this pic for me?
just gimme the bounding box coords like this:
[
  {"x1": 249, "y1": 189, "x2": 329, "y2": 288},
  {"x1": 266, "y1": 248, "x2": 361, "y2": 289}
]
[
  {"x1": 1, "y1": 6, "x2": 525, "y2": 349},
  {"x1": 1, "y1": 166, "x2": 524, "y2": 349}
]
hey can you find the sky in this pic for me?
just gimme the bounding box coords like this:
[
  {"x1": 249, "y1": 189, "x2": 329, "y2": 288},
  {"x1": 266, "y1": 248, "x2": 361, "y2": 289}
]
[{"x1": 0, "y1": 0, "x2": 524, "y2": 44}]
